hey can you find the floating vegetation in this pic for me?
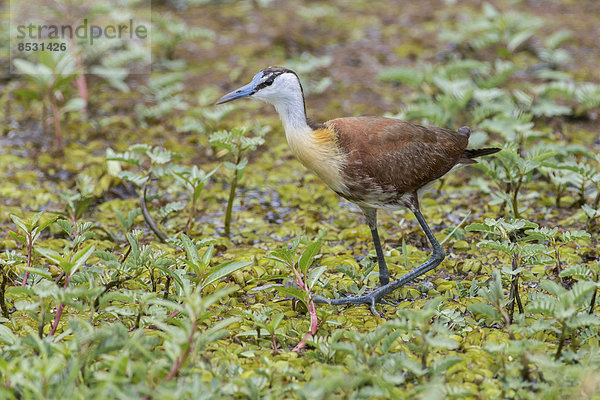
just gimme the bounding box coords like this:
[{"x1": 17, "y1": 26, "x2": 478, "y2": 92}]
[{"x1": 1, "y1": 1, "x2": 599, "y2": 398}]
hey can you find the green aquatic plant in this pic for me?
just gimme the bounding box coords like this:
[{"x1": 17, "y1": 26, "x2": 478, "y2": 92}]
[
  {"x1": 524, "y1": 227, "x2": 590, "y2": 282},
  {"x1": 107, "y1": 145, "x2": 180, "y2": 241},
  {"x1": 107, "y1": 144, "x2": 217, "y2": 240},
  {"x1": 475, "y1": 145, "x2": 556, "y2": 218},
  {"x1": 466, "y1": 218, "x2": 549, "y2": 321},
  {"x1": 135, "y1": 72, "x2": 189, "y2": 125},
  {"x1": 269, "y1": 236, "x2": 326, "y2": 351},
  {"x1": 528, "y1": 280, "x2": 600, "y2": 359},
  {"x1": 8, "y1": 213, "x2": 58, "y2": 287},
  {"x1": 209, "y1": 125, "x2": 267, "y2": 236},
  {"x1": 2, "y1": 1, "x2": 600, "y2": 397},
  {"x1": 13, "y1": 51, "x2": 84, "y2": 149},
  {"x1": 152, "y1": 13, "x2": 215, "y2": 62},
  {"x1": 178, "y1": 233, "x2": 251, "y2": 293},
  {"x1": 172, "y1": 165, "x2": 218, "y2": 232}
]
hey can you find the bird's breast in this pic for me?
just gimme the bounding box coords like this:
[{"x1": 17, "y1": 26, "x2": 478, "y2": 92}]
[{"x1": 285, "y1": 126, "x2": 349, "y2": 195}]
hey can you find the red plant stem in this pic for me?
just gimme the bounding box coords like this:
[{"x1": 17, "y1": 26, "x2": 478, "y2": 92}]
[
  {"x1": 69, "y1": 37, "x2": 88, "y2": 115},
  {"x1": 166, "y1": 320, "x2": 197, "y2": 380},
  {"x1": 22, "y1": 234, "x2": 33, "y2": 286},
  {"x1": 48, "y1": 273, "x2": 72, "y2": 337},
  {"x1": 49, "y1": 91, "x2": 63, "y2": 149},
  {"x1": 292, "y1": 267, "x2": 318, "y2": 352}
]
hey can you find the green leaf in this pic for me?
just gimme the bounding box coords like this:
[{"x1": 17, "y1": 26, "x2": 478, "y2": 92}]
[
  {"x1": 465, "y1": 222, "x2": 499, "y2": 235},
  {"x1": 540, "y1": 280, "x2": 564, "y2": 296},
  {"x1": 202, "y1": 261, "x2": 251, "y2": 289},
  {"x1": 118, "y1": 171, "x2": 148, "y2": 186},
  {"x1": 36, "y1": 247, "x2": 66, "y2": 267},
  {"x1": 528, "y1": 297, "x2": 557, "y2": 315},
  {"x1": 298, "y1": 241, "x2": 321, "y2": 276},
  {"x1": 307, "y1": 265, "x2": 328, "y2": 289},
  {"x1": 13, "y1": 59, "x2": 42, "y2": 77},
  {"x1": 154, "y1": 264, "x2": 184, "y2": 291},
  {"x1": 71, "y1": 244, "x2": 96, "y2": 276},
  {"x1": 223, "y1": 161, "x2": 237, "y2": 170},
  {"x1": 270, "y1": 313, "x2": 285, "y2": 330},
  {"x1": 468, "y1": 302, "x2": 501, "y2": 320},
  {"x1": 566, "y1": 313, "x2": 600, "y2": 329},
  {"x1": 269, "y1": 248, "x2": 294, "y2": 266},
  {"x1": 8, "y1": 231, "x2": 26, "y2": 244},
  {"x1": 274, "y1": 286, "x2": 307, "y2": 304},
  {"x1": 180, "y1": 234, "x2": 200, "y2": 267},
  {"x1": 236, "y1": 158, "x2": 248, "y2": 171},
  {"x1": 560, "y1": 265, "x2": 592, "y2": 279},
  {"x1": 507, "y1": 29, "x2": 535, "y2": 52},
  {"x1": 20, "y1": 266, "x2": 53, "y2": 281},
  {"x1": 561, "y1": 230, "x2": 591, "y2": 243},
  {"x1": 14, "y1": 88, "x2": 41, "y2": 100},
  {"x1": 582, "y1": 204, "x2": 600, "y2": 219},
  {"x1": 38, "y1": 216, "x2": 59, "y2": 232},
  {"x1": 378, "y1": 66, "x2": 424, "y2": 87},
  {"x1": 10, "y1": 214, "x2": 28, "y2": 233},
  {"x1": 62, "y1": 98, "x2": 86, "y2": 113},
  {"x1": 146, "y1": 147, "x2": 173, "y2": 164},
  {"x1": 0, "y1": 325, "x2": 17, "y2": 345},
  {"x1": 478, "y1": 239, "x2": 514, "y2": 255},
  {"x1": 201, "y1": 244, "x2": 214, "y2": 269},
  {"x1": 55, "y1": 219, "x2": 74, "y2": 236},
  {"x1": 431, "y1": 355, "x2": 463, "y2": 374}
]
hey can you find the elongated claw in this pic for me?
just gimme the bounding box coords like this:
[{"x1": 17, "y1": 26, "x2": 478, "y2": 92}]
[
  {"x1": 369, "y1": 296, "x2": 378, "y2": 316},
  {"x1": 313, "y1": 291, "x2": 385, "y2": 316}
]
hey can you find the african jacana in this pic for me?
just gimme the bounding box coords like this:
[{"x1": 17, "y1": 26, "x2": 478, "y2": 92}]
[{"x1": 216, "y1": 66, "x2": 500, "y2": 313}]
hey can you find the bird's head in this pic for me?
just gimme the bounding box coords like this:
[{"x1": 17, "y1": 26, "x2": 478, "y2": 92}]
[{"x1": 215, "y1": 66, "x2": 303, "y2": 106}]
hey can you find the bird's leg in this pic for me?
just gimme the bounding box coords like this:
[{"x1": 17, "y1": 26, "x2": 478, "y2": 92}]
[
  {"x1": 361, "y1": 207, "x2": 390, "y2": 286},
  {"x1": 370, "y1": 227, "x2": 390, "y2": 286},
  {"x1": 314, "y1": 208, "x2": 445, "y2": 315}
]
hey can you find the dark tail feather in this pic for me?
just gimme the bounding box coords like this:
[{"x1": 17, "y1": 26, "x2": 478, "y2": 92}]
[
  {"x1": 464, "y1": 147, "x2": 501, "y2": 158},
  {"x1": 460, "y1": 147, "x2": 502, "y2": 164}
]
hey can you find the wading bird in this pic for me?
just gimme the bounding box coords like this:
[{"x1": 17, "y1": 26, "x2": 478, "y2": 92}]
[{"x1": 216, "y1": 67, "x2": 500, "y2": 313}]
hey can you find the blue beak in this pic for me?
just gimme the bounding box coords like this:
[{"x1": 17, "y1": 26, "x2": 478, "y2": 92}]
[
  {"x1": 215, "y1": 82, "x2": 255, "y2": 104},
  {"x1": 215, "y1": 72, "x2": 264, "y2": 105}
]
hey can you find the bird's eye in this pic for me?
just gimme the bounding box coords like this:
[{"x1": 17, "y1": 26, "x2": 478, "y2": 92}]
[{"x1": 255, "y1": 76, "x2": 276, "y2": 90}]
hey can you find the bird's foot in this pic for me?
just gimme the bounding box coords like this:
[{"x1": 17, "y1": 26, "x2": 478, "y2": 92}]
[
  {"x1": 313, "y1": 284, "x2": 396, "y2": 316},
  {"x1": 312, "y1": 244, "x2": 445, "y2": 316}
]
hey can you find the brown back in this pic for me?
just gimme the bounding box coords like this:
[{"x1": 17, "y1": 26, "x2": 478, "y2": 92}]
[{"x1": 327, "y1": 117, "x2": 469, "y2": 200}]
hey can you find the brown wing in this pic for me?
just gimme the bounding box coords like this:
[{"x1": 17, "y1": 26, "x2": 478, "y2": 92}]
[{"x1": 326, "y1": 117, "x2": 469, "y2": 204}]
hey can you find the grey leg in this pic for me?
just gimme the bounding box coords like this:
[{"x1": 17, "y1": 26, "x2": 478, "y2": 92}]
[
  {"x1": 370, "y1": 226, "x2": 389, "y2": 285},
  {"x1": 315, "y1": 209, "x2": 445, "y2": 314},
  {"x1": 361, "y1": 207, "x2": 390, "y2": 286}
]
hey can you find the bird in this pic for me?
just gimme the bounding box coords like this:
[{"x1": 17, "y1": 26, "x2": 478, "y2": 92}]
[{"x1": 216, "y1": 66, "x2": 500, "y2": 314}]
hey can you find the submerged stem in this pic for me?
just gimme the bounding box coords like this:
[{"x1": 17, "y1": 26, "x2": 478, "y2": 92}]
[
  {"x1": 49, "y1": 274, "x2": 72, "y2": 337},
  {"x1": 22, "y1": 233, "x2": 33, "y2": 287},
  {"x1": 186, "y1": 195, "x2": 197, "y2": 233},
  {"x1": 166, "y1": 320, "x2": 197, "y2": 380},
  {"x1": 224, "y1": 168, "x2": 240, "y2": 237},
  {"x1": 49, "y1": 90, "x2": 62, "y2": 150},
  {"x1": 554, "y1": 322, "x2": 567, "y2": 359},
  {"x1": 589, "y1": 288, "x2": 597, "y2": 314},
  {"x1": 0, "y1": 270, "x2": 9, "y2": 319},
  {"x1": 140, "y1": 179, "x2": 168, "y2": 243},
  {"x1": 291, "y1": 266, "x2": 318, "y2": 352},
  {"x1": 511, "y1": 174, "x2": 523, "y2": 219}
]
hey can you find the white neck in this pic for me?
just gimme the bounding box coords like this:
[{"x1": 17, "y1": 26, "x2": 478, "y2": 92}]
[
  {"x1": 253, "y1": 73, "x2": 312, "y2": 136},
  {"x1": 273, "y1": 94, "x2": 311, "y2": 136}
]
